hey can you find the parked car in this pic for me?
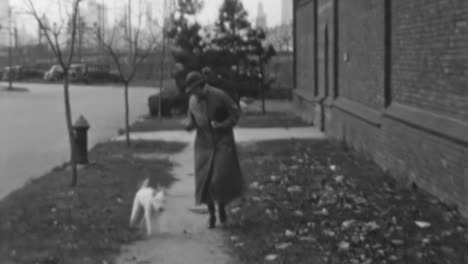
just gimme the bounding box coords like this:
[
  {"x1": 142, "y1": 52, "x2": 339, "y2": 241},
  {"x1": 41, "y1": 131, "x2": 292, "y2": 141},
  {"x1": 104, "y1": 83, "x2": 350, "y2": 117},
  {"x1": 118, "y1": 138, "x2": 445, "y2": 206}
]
[
  {"x1": 69, "y1": 64, "x2": 89, "y2": 84},
  {"x1": 43, "y1": 63, "x2": 119, "y2": 84},
  {"x1": 2, "y1": 65, "x2": 23, "y2": 82},
  {"x1": 44, "y1": 64, "x2": 64, "y2": 81}
]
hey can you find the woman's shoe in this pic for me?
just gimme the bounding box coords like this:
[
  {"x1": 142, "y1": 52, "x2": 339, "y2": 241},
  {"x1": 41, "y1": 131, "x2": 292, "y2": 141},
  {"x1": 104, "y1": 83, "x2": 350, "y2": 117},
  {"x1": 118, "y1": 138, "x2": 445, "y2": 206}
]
[
  {"x1": 219, "y1": 205, "x2": 227, "y2": 227},
  {"x1": 208, "y1": 216, "x2": 216, "y2": 229}
]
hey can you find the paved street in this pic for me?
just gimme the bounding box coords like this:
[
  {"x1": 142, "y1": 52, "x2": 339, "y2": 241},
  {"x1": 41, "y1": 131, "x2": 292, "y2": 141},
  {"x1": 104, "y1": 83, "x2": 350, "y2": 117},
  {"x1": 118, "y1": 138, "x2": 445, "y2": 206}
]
[{"x1": 0, "y1": 82, "x2": 156, "y2": 199}]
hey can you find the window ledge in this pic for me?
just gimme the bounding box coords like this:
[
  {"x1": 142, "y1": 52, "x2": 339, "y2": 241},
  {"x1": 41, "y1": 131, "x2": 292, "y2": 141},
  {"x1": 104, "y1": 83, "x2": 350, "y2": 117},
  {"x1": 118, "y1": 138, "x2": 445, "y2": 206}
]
[
  {"x1": 333, "y1": 98, "x2": 382, "y2": 127},
  {"x1": 384, "y1": 103, "x2": 468, "y2": 146}
]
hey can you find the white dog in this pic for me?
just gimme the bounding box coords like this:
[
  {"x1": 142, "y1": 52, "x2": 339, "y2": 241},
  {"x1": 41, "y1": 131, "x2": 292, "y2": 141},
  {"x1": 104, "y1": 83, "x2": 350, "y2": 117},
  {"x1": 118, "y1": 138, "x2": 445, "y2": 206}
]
[{"x1": 130, "y1": 178, "x2": 166, "y2": 236}]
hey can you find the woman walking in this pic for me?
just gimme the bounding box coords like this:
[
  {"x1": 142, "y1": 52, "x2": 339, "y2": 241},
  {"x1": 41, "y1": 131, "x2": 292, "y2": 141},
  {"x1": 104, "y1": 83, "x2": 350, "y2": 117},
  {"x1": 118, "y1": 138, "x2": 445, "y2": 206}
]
[{"x1": 184, "y1": 71, "x2": 245, "y2": 228}]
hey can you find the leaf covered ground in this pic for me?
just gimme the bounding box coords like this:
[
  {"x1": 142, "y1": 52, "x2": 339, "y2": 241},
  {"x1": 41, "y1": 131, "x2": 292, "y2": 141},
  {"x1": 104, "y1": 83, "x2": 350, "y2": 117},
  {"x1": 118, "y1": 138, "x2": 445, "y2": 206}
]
[
  {"x1": 229, "y1": 139, "x2": 468, "y2": 264},
  {"x1": 0, "y1": 140, "x2": 186, "y2": 264}
]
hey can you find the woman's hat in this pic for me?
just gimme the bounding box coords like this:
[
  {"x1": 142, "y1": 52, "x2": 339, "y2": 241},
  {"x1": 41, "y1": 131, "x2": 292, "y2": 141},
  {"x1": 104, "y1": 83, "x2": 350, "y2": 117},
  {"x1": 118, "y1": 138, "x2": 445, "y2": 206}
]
[{"x1": 185, "y1": 71, "x2": 206, "y2": 92}]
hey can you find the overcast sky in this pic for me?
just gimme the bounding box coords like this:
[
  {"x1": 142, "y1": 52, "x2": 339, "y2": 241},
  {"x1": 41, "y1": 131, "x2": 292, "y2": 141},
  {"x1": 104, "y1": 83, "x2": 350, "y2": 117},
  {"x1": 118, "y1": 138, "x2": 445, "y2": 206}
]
[
  {"x1": 5, "y1": 0, "x2": 282, "y2": 27},
  {"x1": 0, "y1": 0, "x2": 283, "y2": 45},
  {"x1": 197, "y1": 0, "x2": 282, "y2": 26}
]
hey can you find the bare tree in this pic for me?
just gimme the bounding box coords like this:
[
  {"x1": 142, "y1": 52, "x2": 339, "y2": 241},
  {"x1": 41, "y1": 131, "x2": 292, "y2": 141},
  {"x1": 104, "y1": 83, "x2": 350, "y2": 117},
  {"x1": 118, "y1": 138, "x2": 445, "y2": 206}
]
[
  {"x1": 23, "y1": 0, "x2": 82, "y2": 186},
  {"x1": 92, "y1": 7, "x2": 160, "y2": 147}
]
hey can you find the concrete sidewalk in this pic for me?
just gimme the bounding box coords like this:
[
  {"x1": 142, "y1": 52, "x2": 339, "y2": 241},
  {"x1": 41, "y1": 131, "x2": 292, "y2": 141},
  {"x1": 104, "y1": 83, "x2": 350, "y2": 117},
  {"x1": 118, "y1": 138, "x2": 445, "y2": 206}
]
[
  {"x1": 114, "y1": 127, "x2": 324, "y2": 143},
  {"x1": 114, "y1": 127, "x2": 324, "y2": 264}
]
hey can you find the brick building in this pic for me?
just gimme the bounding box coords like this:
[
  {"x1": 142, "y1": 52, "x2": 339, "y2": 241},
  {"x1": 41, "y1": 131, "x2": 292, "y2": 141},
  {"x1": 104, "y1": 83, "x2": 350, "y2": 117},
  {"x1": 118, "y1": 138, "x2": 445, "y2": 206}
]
[{"x1": 292, "y1": 0, "x2": 468, "y2": 215}]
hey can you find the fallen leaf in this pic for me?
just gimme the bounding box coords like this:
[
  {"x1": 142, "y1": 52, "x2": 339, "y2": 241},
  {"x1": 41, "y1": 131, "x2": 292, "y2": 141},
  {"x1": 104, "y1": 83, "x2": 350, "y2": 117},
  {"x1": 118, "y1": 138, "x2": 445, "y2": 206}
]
[
  {"x1": 441, "y1": 230, "x2": 453, "y2": 237},
  {"x1": 353, "y1": 196, "x2": 367, "y2": 204},
  {"x1": 298, "y1": 228, "x2": 309, "y2": 235},
  {"x1": 338, "y1": 241, "x2": 350, "y2": 251},
  {"x1": 323, "y1": 230, "x2": 335, "y2": 237},
  {"x1": 372, "y1": 243, "x2": 382, "y2": 249},
  {"x1": 234, "y1": 242, "x2": 245, "y2": 247},
  {"x1": 314, "y1": 208, "x2": 329, "y2": 216},
  {"x1": 334, "y1": 175, "x2": 344, "y2": 183},
  {"x1": 250, "y1": 182, "x2": 260, "y2": 189},
  {"x1": 329, "y1": 165, "x2": 337, "y2": 171},
  {"x1": 285, "y1": 229, "x2": 296, "y2": 237},
  {"x1": 414, "y1": 221, "x2": 431, "y2": 229},
  {"x1": 299, "y1": 236, "x2": 317, "y2": 242},
  {"x1": 365, "y1": 221, "x2": 380, "y2": 232},
  {"x1": 422, "y1": 237, "x2": 431, "y2": 245},
  {"x1": 275, "y1": 242, "x2": 292, "y2": 250},
  {"x1": 270, "y1": 175, "x2": 279, "y2": 182},
  {"x1": 293, "y1": 210, "x2": 304, "y2": 217},
  {"x1": 265, "y1": 254, "x2": 278, "y2": 261},
  {"x1": 341, "y1": 220, "x2": 356, "y2": 230},
  {"x1": 231, "y1": 207, "x2": 240, "y2": 214},
  {"x1": 251, "y1": 196, "x2": 262, "y2": 202},
  {"x1": 287, "y1": 186, "x2": 302, "y2": 193},
  {"x1": 230, "y1": 236, "x2": 239, "y2": 241}
]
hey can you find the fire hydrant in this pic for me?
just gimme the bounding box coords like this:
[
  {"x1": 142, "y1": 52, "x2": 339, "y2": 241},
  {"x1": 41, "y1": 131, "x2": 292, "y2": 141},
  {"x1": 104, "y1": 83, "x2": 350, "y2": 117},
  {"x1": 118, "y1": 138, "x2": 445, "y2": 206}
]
[{"x1": 73, "y1": 115, "x2": 90, "y2": 164}]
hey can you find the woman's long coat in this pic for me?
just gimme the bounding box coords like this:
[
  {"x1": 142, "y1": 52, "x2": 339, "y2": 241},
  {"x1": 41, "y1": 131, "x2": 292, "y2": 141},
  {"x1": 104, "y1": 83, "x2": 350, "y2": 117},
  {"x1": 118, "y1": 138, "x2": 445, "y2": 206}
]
[{"x1": 186, "y1": 85, "x2": 245, "y2": 205}]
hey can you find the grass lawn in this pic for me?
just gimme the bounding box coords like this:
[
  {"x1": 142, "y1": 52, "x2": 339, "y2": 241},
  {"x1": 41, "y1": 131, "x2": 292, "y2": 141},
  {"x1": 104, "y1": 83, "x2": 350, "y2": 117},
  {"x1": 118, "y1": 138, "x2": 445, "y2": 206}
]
[
  {"x1": 0, "y1": 140, "x2": 186, "y2": 264},
  {"x1": 128, "y1": 111, "x2": 309, "y2": 133},
  {"x1": 228, "y1": 139, "x2": 468, "y2": 264}
]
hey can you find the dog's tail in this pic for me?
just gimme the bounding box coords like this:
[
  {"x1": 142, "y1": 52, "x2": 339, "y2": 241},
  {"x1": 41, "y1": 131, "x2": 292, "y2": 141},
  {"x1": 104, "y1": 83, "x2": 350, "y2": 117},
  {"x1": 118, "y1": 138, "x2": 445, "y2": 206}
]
[{"x1": 140, "y1": 178, "x2": 150, "y2": 189}]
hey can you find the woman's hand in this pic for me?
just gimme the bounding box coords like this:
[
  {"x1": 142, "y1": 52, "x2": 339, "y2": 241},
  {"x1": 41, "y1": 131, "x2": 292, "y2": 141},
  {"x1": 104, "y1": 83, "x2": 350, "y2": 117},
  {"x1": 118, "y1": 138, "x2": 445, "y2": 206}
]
[
  {"x1": 210, "y1": 121, "x2": 222, "y2": 129},
  {"x1": 181, "y1": 119, "x2": 194, "y2": 131}
]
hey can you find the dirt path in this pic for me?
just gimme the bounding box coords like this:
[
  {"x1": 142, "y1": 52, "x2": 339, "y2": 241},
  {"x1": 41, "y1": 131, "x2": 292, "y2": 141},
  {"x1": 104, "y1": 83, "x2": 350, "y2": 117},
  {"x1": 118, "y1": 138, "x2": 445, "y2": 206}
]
[{"x1": 114, "y1": 127, "x2": 324, "y2": 264}]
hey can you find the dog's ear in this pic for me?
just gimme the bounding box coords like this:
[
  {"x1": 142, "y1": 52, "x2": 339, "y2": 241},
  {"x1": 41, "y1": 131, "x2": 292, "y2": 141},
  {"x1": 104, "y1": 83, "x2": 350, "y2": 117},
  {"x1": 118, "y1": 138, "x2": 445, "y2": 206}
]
[{"x1": 141, "y1": 178, "x2": 150, "y2": 189}]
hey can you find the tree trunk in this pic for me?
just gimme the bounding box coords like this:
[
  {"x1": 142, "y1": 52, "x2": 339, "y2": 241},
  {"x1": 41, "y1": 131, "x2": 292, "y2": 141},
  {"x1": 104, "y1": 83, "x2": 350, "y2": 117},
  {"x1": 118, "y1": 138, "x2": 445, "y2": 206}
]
[
  {"x1": 259, "y1": 57, "x2": 266, "y2": 115},
  {"x1": 64, "y1": 74, "x2": 78, "y2": 186},
  {"x1": 158, "y1": 29, "x2": 167, "y2": 121},
  {"x1": 124, "y1": 82, "x2": 131, "y2": 147}
]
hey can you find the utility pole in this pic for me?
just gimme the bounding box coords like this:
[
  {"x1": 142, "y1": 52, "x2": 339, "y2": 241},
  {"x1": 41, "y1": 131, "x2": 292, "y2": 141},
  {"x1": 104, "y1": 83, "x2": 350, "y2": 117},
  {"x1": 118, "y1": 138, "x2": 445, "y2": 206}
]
[
  {"x1": 77, "y1": 7, "x2": 83, "y2": 62},
  {"x1": 158, "y1": 0, "x2": 170, "y2": 120},
  {"x1": 8, "y1": 6, "x2": 13, "y2": 90},
  {"x1": 128, "y1": 0, "x2": 132, "y2": 58}
]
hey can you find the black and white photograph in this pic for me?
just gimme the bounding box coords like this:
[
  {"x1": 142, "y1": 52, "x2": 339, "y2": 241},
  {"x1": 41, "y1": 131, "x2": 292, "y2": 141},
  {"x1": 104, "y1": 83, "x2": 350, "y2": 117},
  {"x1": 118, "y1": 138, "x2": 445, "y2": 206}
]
[{"x1": 0, "y1": 0, "x2": 467, "y2": 263}]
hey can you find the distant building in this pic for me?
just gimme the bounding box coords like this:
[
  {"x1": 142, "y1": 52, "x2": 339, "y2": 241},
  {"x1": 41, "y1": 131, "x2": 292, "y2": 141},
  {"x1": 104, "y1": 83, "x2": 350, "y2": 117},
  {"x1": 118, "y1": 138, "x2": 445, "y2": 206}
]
[
  {"x1": 83, "y1": 0, "x2": 108, "y2": 30},
  {"x1": 38, "y1": 14, "x2": 50, "y2": 45},
  {"x1": 255, "y1": 2, "x2": 267, "y2": 29},
  {"x1": 0, "y1": 0, "x2": 9, "y2": 47},
  {"x1": 281, "y1": 0, "x2": 292, "y2": 25}
]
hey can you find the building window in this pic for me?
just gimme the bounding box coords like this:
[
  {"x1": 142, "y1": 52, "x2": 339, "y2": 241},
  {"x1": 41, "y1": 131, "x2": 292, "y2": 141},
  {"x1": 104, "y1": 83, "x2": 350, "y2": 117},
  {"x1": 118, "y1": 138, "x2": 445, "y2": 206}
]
[
  {"x1": 333, "y1": 0, "x2": 339, "y2": 99},
  {"x1": 384, "y1": 0, "x2": 392, "y2": 107},
  {"x1": 314, "y1": 0, "x2": 319, "y2": 97},
  {"x1": 324, "y1": 24, "x2": 329, "y2": 98}
]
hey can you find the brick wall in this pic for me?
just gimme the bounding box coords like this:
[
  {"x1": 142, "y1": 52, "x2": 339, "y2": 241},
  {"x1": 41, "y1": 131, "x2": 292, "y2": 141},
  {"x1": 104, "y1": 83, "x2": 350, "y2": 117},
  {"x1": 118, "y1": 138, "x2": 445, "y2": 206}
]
[
  {"x1": 294, "y1": 0, "x2": 468, "y2": 215},
  {"x1": 295, "y1": 0, "x2": 315, "y2": 93},
  {"x1": 392, "y1": 0, "x2": 468, "y2": 121},
  {"x1": 338, "y1": 0, "x2": 385, "y2": 109},
  {"x1": 317, "y1": 0, "x2": 333, "y2": 98},
  {"x1": 380, "y1": 118, "x2": 467, "y2": 207}
]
